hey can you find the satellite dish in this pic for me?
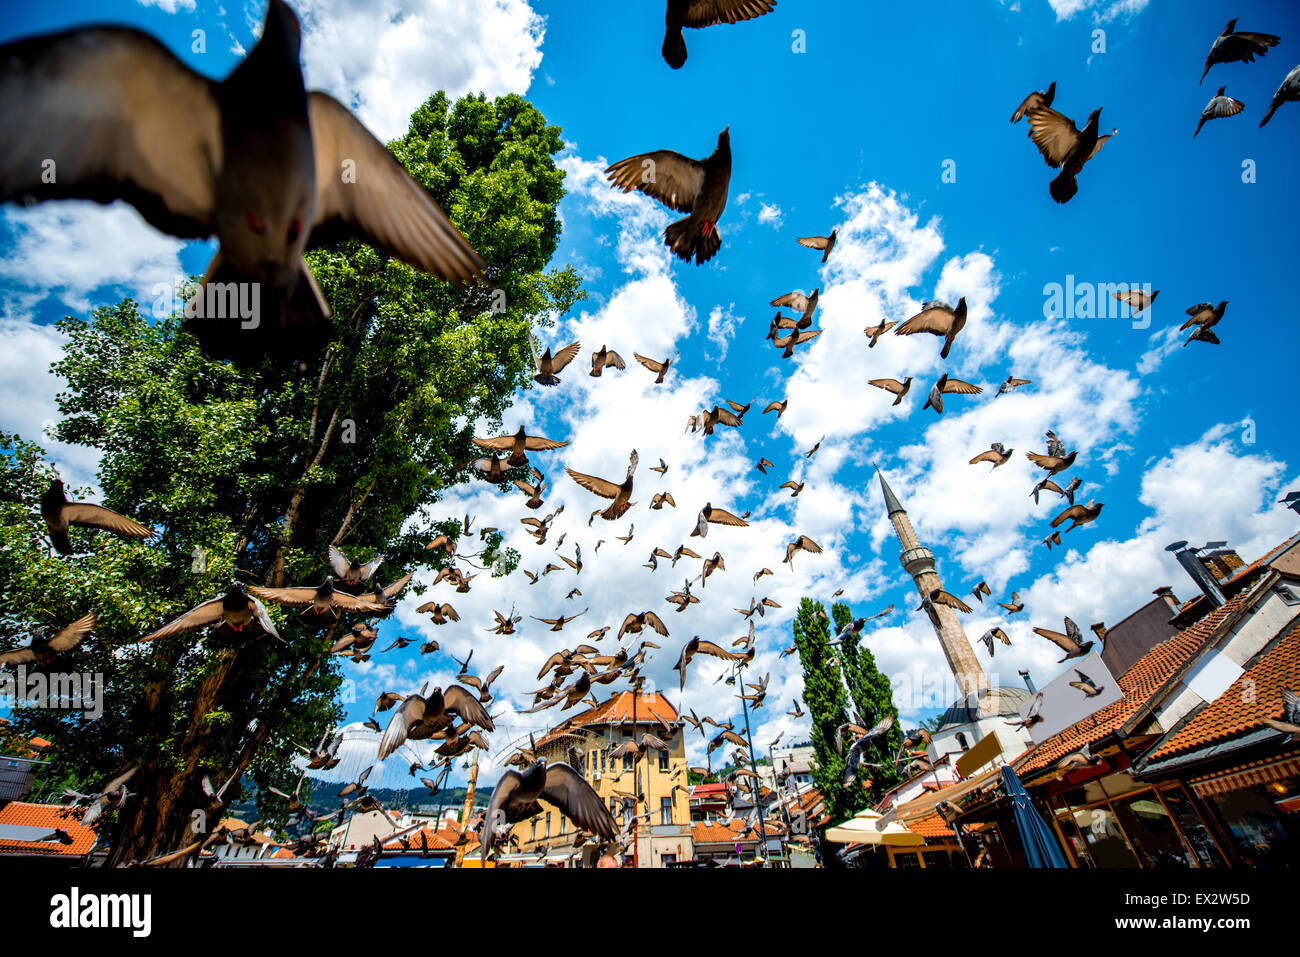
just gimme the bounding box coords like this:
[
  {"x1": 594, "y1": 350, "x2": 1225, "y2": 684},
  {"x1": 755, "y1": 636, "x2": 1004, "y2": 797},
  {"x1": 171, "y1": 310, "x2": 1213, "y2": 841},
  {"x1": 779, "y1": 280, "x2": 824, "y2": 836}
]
[{"x1": 1165, "y1": 541, "x2": 1189, "y2": 552}]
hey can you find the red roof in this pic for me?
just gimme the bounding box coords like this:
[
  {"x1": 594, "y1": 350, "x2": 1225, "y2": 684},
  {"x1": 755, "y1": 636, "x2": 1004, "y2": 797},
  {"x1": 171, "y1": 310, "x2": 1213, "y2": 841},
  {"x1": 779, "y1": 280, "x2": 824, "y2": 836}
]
[
  {"x1": 537, "y1": 691, "x2": 679, "y2": 748},
  {"x1": 383, "y1": 823, "x2": 477, "y2": 853},
  {"x1": 1015, "y1": 585, "x2": 1259, "y2": 778},
  {"x1": 0, "y1": 802, "x2": 97, "y2": 856},
  {"x1": 1148, "y1": 618, "x2": 1300, "y2": 760},
  {"x1": 690, "y1": 817, "x2": 784, "y2": 846},
  {"x1": 907, "y1": 812, "x2": 956, "y2": 839}
]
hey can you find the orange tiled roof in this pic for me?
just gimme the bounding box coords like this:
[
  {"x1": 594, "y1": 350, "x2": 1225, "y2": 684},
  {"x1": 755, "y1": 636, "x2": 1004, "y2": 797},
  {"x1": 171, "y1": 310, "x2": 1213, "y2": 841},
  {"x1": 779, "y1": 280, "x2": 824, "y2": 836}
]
[
  {"x1": 1015, "y1": 586, "x2": 1259, "y2": 778},
  {"x1": 1147, "y1": 619, "x2": 1300, "y2": 761},
  {"x1": 382, "y1": 824, "x2": 461, "y2": 851},
  {"x1": 537, "y1": 691, "x2": 679, "y2": 748},
  {"x1": 690, "y1": 818, "x2": 783, "y2": 845},
  {"x1": 0, "y1": 802, "x2": 97, "y2": 856},
  {"x1": 906, "y1": 812, "x2": 956, "y2": 839}
]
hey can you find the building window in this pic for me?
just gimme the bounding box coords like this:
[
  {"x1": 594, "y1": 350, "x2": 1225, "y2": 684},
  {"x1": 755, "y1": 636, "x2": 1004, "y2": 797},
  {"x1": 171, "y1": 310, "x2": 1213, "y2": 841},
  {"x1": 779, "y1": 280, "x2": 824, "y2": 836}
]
[
  {"x1": 530, "y1": 821, "x2": 536, "y2": 842},
  {"x1": 560, "y1": 816, "x2": 566, "y2": 835},
  {"x1": 623, "y1": 753, "x2": 633, "y2": 771},
  {"x1": 601, "y1": 750, "x2": 607, "y2": 771},
  {"x1": 545, "y1": 812, "x2": 551, "y2": 838},
  {"x1": 623, "y1": 799, "x2": 633, "y2": 826},
  {"x1": 661, "y1": 797, "x2": 673, "y2": 825},
  {"x1": 955, "y1": 732, "x2": 968, "y2": 749},
  {"x1": 659, "y1": 749, "x2": 670, "y2": 771}
]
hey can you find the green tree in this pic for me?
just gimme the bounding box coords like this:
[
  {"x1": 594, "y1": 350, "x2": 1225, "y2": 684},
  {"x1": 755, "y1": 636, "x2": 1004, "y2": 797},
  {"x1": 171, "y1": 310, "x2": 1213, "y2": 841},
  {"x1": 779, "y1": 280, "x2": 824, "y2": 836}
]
[
  {"x1": 790, "y1": 598, "x2": 867, "y2": 831},
  {"x1": 0, "y1": 90, "x2": 582, "y2": 865},
  {"x1": 831, "y1": 601, "x2": 903, "y2": 802}
]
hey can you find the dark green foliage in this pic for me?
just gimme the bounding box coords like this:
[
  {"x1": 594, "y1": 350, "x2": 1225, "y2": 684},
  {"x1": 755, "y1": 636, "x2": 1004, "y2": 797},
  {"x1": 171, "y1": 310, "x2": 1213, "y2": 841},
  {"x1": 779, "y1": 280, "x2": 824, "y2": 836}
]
[{"x1": 0, "y1": 90, "x2": 581, "y2": 864}]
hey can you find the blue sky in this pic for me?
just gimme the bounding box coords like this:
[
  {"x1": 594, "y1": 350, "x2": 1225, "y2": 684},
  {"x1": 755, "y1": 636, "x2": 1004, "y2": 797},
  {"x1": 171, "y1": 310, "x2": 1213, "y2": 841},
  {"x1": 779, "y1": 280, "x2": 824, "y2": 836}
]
[{"x1": 2, "y1": 0, "x2": 1298, "y2": 791}]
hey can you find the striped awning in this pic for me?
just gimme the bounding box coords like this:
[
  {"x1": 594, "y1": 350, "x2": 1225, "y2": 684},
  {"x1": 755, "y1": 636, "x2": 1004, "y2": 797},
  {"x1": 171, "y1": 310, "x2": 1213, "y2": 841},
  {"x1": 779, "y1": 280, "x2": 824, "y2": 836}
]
[{"x1": 1189, "y1": 755, "x2": 1300, "y2": 798}]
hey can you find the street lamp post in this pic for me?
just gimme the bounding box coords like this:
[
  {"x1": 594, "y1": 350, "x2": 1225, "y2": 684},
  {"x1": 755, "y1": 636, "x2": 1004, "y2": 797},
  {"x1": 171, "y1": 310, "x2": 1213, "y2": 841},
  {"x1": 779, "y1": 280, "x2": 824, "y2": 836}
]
[{"x1": 734, "y1": 659, "x2": 769, "y2": 865}]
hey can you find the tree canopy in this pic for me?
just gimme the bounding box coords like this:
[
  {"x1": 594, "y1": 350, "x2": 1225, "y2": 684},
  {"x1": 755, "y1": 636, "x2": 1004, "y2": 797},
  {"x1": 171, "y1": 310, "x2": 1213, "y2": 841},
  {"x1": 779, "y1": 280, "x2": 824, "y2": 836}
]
[{"x1": 0, "y1": 90, "x2": 583, "y2": 865}]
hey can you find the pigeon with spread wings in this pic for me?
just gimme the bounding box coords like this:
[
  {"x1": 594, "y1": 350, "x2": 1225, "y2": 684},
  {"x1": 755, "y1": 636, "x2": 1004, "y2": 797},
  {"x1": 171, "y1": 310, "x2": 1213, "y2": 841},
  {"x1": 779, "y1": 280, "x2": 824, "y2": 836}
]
[
  {"x1": 251, "y1": 578, "x2": 387, "y2": 625},
  {"x1": 1201, "y1": 18, "x2": 1280, "y2": 84},
  {"x1": 922, "y1": 374, "x2": 982, "y2": 415},
  {"x1": 1195, "y1": 88, "x2": 1245, "y2": 137},
  {"x1": 328, "y1": 545, "x2": 382, "y2": 586},
  {"x1": 472, "y1": 426, "x2": 568, "y2": 468},
  {"x1": 895, "y1": 298, "x2": 967, "y2": 359},
  {"x1": 0, "y1": 612, "x2": 96, "y2": 667},
  {"x1": 378, "y1": 684, "x2": 494, "y2": 761},
  {"x1": 481, "y1": 759, "x2": 616, "y2": 861},
  {"x1": 660, "y1": 0, "x2": 778, "y2": 69},
  {"x1": 691, "y1": 503, "x2": 749, "y2": 538},
  {"x1": 605, "y1": 129, "x2": 731, "y2": 264},
  {"x1": 1025, "y1": 104, "x2": 1115, "y2": 203},
  {"x1": 633, "y1": 352, "x2": 677, "y2": 384},
  {"x1": 0, "y1": 0, "x2": 483, "y2": 360},
  {"x1": 869, "y1": 377, "x2": 912, "y2": 406},
  {"x1": 141, "y1": 583, "x2": 280, "y2": 643},
  {"x1": 531, "y1": 340, "x2": 582, "y2": 387},
  {"x1": 798, "y1": 229, "x2": 836, "y2": 262},
  {"x1": 675, "y1": 636, "x2": 751, "y2": 689},
  {"x1": 41, "y1": 479, "x2": 153, "y2": 556},
  {"x1": 1032, "y1": 616, "x2": 1094, "y2": 662},
  {"x1": 567, "y1": 450, "x2": 639, "y2": 521}
]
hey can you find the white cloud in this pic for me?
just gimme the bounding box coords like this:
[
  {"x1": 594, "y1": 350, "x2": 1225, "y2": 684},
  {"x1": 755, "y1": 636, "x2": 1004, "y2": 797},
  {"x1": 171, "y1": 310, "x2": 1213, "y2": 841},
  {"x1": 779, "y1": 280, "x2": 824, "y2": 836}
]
[
  {"x1": 136, "y1": 0, "x2": 197, "y2": 12},
  {"x1": 296, "y1": 0, "x2": 546, "y2": 141},
  {"x1": 706, "y1": 304, "x2": 745, "y2": 361},
  {"x1": 0, "y1": 319, "x2": 101, "y2": 491},
  {"x1": 0, "y1": 203, "x2": 188, "y2": 315},
  {"x1": 757, "y1": 203, "x2": 784, "y2": 229},
  {"x1": 1045, "y1": 0, "x2": 1149, "y2": 22}
]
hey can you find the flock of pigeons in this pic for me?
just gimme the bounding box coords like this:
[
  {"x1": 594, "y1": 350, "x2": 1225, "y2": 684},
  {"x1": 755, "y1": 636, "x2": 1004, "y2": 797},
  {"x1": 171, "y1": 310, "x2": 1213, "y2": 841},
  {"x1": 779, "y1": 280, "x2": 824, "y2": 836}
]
[{"x1": 1, "y1": 0, "x2": 1296, "y2": 863}]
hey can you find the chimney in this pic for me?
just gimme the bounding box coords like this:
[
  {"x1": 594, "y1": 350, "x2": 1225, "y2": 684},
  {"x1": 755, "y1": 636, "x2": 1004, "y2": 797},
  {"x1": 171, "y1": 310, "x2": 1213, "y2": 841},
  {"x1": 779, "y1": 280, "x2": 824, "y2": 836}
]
[
  {"x1": 1166, "y1": 541, "x2": 1227, "y2": 608},
  {"x1": 1019, "y1": 669, "x2": 1036, "y2": 694},
  {"x1": 1200, "y1": 548, "x2": 1245, "y2": 582},
  {"x1": 1152, "y1": 586, "x2": 1181, "y2": 613}
]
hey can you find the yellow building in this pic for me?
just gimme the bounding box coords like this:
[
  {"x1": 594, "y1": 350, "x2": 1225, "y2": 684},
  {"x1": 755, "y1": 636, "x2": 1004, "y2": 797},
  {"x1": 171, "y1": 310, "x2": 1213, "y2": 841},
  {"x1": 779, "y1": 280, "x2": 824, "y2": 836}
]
[{"x1": 507, "y1": 690, "x2": 694, "y2": 867}]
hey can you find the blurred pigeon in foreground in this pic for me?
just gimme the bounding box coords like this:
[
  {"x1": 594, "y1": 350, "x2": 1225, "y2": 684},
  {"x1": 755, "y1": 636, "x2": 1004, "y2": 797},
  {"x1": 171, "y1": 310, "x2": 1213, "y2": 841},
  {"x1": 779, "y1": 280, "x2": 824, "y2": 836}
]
[{"x1": 0, "y1": 0, "x2": 483, "y2": 361}]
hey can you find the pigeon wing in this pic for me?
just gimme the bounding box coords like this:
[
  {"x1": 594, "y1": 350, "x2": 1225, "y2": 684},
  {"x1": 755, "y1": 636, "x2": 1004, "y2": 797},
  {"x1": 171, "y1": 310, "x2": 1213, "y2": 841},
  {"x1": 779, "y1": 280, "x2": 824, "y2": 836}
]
[
  {"x1": 1026, "y1": 106, "x2": 1081, "y2": 167},
  {"x1": 566, "y1": 468, "x2": 621, "y2": 500},
  {"x1": 605, "y1": 150, "x2": 705, "y2": 213},
  {"x1": 48, "y1": 612, "x2": 97, "y2": 653},
  {"x1": 940, "y1": 378, "x2": 983, "y2": 395},
  {"x1": 896, "y1": 304, "x2": 955, "y2": 337},
  {"x1": 541, "y1": 764, "x2": 618, "y2": 838},
  {"x1": 61, "y1": 502, "x2": 153, "y2": 540},
  {"x1": 307, "y1": 92, "x2": 484, "y2": 285},
  {"x1": 682, "y1": 0, "x2": 779, "y2": 28},
  {"x1": 548, "y1": 342, "x2": 582, "y2": 374},
  {"x1": 0, "y1": 27, "x2": 220, "y2": 238},
  {"x1": 443, "y1": 684, "x2": 494, "y2": 730},
  {"x1": 142, "y1": 595, "x2": 227, "y2": 641}
]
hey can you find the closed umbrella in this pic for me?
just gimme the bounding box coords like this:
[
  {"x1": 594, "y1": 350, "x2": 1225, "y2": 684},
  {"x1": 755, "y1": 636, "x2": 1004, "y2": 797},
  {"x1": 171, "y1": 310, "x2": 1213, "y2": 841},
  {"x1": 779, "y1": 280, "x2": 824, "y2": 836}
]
[{"x1": 1000, "y1": 765, "x2": 1069, "y2": 868}]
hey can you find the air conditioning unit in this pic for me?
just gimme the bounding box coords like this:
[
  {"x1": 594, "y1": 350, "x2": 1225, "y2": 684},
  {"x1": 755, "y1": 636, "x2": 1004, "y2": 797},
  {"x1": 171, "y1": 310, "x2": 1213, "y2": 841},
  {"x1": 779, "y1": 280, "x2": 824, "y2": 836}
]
[{"x1": 592, "y1": 771, "x2": 602, "y2": 781}]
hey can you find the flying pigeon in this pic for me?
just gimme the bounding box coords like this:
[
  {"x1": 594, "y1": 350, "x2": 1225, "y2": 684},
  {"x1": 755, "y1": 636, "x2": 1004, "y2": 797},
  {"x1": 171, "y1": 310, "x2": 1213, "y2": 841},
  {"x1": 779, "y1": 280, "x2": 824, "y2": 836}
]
[{"x1": 0, "y1": 0, "x2": 483, "y2": 360}]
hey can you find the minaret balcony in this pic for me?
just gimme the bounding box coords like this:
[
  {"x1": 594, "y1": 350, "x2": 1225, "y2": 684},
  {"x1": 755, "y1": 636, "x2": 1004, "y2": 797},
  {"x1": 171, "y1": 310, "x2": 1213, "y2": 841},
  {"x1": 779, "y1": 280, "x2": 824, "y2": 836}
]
[{"x1": 899, "y1": 545, "x2": 936, "y2": 576}]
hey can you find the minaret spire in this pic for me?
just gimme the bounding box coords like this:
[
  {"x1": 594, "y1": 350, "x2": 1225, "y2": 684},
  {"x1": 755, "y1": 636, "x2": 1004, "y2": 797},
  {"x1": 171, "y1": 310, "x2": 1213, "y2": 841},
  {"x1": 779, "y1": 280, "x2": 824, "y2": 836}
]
[{"x1": 875, "y1": 464, "x2": 987, "y2": 701}]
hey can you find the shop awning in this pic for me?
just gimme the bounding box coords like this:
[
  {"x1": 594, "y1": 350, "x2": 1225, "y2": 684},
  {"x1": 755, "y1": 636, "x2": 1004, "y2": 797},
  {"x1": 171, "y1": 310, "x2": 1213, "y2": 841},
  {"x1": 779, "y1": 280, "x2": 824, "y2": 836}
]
[
  {"x1": 824, "y1": 809, "x2": 925, "y2": 846},
  {"x1": 888, "y1": 765, "x2": 1004, "y2": 823},
  {"x1": 1189, "y1": 754, "x2": 1300, "y2": 798}
]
